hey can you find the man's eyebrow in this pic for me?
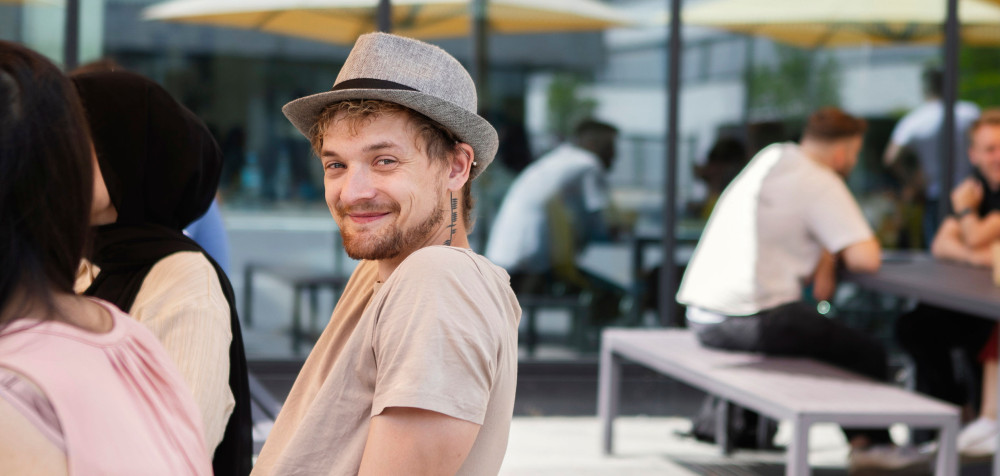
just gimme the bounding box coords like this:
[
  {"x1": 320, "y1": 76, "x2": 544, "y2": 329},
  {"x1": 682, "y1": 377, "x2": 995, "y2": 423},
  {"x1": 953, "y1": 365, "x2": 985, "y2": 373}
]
[
  {"x1": 363, "y1": 141, "x2": 399, "y2": 153},
  {"x1": 321, "y1": 140, "x2": 400, "y2": 158}
]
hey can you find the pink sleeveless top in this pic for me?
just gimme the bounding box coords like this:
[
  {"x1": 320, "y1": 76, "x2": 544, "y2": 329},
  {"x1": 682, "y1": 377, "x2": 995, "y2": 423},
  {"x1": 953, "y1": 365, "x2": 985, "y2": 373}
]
[{"x1": 0, "y1": 299, "x2": 212, "y2": 476}]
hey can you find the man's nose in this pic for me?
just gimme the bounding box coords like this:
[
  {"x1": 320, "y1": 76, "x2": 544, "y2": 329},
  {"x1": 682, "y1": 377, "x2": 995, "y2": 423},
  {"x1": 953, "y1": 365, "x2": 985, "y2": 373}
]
[{"x1": 340, "y1": 167, "x2": 377, "y2": 204}]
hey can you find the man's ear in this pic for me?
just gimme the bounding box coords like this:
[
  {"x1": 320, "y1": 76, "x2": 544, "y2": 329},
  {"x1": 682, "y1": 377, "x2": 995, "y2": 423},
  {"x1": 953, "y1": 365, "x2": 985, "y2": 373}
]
[
  {"x1": 447, "y1": 143, "x2": 474, "y2": 192},
  {"x1": 834, "y1": 140, "x2": 850, "y2": 169}
]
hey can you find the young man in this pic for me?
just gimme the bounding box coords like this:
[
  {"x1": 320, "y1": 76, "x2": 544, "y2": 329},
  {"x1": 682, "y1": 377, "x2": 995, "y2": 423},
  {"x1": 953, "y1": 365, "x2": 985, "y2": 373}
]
[
  {"x1": 251, "y1": 33, "x2": 521, "y2": 476},
  {"x1": 677, "y1": 108, "x2": 924, "y2": 472},
  {"x1": 896, "y1": 109, "x2": 1000, "y2": 452}
]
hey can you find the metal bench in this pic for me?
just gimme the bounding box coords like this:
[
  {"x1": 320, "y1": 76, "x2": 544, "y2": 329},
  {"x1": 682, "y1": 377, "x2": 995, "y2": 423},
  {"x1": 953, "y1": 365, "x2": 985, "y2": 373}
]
[{"x1": 598, "y1": 328, "x2": 960, "y2": 476}]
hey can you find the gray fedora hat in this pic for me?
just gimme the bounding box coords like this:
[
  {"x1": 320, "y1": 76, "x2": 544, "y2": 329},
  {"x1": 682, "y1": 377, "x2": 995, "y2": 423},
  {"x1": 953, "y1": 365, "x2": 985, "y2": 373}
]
[{"x1": 283, "y1": 32, "x2": 498, "y2": 180}]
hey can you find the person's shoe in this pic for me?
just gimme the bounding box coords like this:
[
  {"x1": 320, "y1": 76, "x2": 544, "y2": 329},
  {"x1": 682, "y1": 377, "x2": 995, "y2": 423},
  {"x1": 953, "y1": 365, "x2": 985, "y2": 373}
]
[
  {"x1": 957, "y1": 417, "x2": 998, "y2": 457},
  {"x1": 848, "y1": 444, "x2": 932, "y2": 475}
]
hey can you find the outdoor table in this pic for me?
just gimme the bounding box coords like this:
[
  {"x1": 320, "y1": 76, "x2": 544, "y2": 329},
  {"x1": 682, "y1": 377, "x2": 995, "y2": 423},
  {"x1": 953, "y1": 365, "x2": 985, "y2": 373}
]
[
  {"x1": 577, "y1": 239, "x2": 694, "y2": 324},
  {"x1": 844, "y1": 252, "x2": 1000, "y2": 474}
]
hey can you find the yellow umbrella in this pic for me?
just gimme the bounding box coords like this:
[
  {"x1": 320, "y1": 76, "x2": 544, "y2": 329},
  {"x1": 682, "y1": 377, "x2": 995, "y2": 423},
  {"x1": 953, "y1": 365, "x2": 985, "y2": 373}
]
[
  {"x1": 142, "y1": 0, "x2": 636, "y2": 45},
  {"x1": 681, "y1": 0, "x2": 1000, "y2": 48}
]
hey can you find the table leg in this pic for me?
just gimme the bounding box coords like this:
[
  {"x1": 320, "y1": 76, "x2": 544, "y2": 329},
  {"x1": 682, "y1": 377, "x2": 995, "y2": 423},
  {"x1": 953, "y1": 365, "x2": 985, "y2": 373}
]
[
  {"x1": 525, "y1": 305, "x2": 537, "y2": 356},
  {"x1": 936, "y1": 416, "x2": 958, "y2": 476},
  {"x1": 629, "y1": 237, "x2": 643, "y2": 325},
  {"x1": 308, "y1": 284, "x2": 319, "y2": 339},
  {"x1": 787, "y1": 417, "x2": 810, "y2": 476},
  {"x1": 598, "y1": 343, "x2": 621, "y2": 455},
  {"x1": 716, "y1": 399, "x2": 732, "y2": 455}
]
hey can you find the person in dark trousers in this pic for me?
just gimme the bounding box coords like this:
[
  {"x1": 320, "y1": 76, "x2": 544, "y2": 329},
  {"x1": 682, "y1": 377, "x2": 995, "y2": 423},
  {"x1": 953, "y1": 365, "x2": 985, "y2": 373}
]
[{"x1": 678, "y1": 108, "x2": 927, "y2": 473}]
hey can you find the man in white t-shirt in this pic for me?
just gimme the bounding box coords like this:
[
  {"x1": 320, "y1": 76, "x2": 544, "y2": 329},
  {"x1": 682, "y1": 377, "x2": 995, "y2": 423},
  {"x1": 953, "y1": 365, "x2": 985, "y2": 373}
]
[
  {"x1": 678, "y1": 108, "x2": 924, "y2": 472},
  {"x1": 884, "y1": 68, "x2": 980, "y2": 243},
  {"x1": 486, "y1": 120, "x2": 618, "y2": 291}
]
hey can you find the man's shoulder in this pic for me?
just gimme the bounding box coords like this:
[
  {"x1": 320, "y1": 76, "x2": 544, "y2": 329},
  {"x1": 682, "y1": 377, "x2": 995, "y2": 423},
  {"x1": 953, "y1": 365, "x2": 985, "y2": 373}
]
[{"x1": 397, "y1": 247, "x2": 506, "y2": 282}]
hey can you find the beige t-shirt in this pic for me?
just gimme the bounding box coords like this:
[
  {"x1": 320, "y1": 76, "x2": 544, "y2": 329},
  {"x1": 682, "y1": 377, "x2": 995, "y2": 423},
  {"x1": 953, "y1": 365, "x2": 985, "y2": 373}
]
[{"x1": 252, "y1": 246, "x2": 521, "y2": 476}]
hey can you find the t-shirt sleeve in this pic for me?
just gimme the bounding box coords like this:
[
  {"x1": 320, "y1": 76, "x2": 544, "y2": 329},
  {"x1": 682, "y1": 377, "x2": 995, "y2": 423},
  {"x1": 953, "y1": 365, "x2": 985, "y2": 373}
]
[
  {"x1": 581, "y1": 168, "x2": 609, "y2": 212},
  {"x1": 804, "y1": 177, "x2": 874, "y2": 253},
  {"x1": 890, "y1": 113, "x2": 916, "y2": 146},
  {"x1": 370, "y1": 249, "x2": 501, "y2": 425}
]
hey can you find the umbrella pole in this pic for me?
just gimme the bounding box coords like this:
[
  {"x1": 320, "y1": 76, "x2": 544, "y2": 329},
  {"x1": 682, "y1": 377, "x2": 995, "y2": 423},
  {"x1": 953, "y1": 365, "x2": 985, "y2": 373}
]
[
  {"x1": 660, "y1": 0, "x2": 682, "y2": 328},
  {"x1": 377, "y1": 0, "x2": 391, "y2": 32},
  {"x1": 471, "y1": 0, "x2": 489, "y2": 111},
  {"x1": 470, "y1": 0, "x2": 490, "y2": 249},
  {"x1": 939, "y1": 0, "x2": 959, "y2": 225},
  {"x1": 742, "y1": 36, "x2": 755, "y2": 145},
  {"x1": 63, "y1": 0, "x2": 80, "y2": 70}
]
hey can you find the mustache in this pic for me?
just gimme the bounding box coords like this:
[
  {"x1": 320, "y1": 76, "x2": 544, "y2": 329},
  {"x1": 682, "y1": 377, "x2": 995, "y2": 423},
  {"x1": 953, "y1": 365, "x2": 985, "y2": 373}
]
[{"x1": 335, "y1": 201, "x2": 401, "y2": 216}]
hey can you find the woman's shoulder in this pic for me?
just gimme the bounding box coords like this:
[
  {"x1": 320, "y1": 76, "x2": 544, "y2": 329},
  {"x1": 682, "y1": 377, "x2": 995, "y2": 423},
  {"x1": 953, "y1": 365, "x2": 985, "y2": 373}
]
[{"x1": 136, "y1": 251, "x2": 228, "y2": 313}]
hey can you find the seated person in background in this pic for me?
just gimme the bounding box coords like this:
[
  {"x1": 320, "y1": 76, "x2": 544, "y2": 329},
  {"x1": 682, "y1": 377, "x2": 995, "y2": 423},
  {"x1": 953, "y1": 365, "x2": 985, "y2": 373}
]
[
  {"x1": 0, "y1": 40, "x2": 211, "y2": 475},
  {"x1": 678, "y1": 108, "x2": 923, "y2": 472},
  {"x1": 71, "y1": 70, "x2": 251, "y2": 474},
  {"x1": 486, "y1": 119, "x2": 621, "y2": 294},
  {"x1": 896, "y1": 109, "x2": 1000, "y2": 449}
]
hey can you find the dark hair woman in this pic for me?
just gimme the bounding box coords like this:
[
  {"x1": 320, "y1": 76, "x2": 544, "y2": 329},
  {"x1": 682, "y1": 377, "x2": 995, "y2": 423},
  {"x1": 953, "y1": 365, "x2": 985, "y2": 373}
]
[
  {"x1": 0, "y1": 41, "x2": 212, "y2": 475},
  {"x1": 71, "y1": 70, "x2": 251, "y2": 475}
]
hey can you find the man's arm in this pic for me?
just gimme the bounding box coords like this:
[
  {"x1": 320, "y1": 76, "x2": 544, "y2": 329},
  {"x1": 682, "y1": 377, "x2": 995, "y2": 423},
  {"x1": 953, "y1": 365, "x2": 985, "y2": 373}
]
[
  {"x1": 811, "y1": 250, "x2": 837, "y2": 301},
  {"x1": 359, "y1": 407, "x2": 480, "y2": 476},
  {"x1": 883, "y1": 141, "x2": 903, "y2": 167},
  {"x1": 840, "y1": 237, "x2": 881, "y2": 274},
  {"x1": 949, "y1": 177, "x2": 1000, "y2": 247},
  {"x1": 932, "y1": 217, "x2": 995, "y2": 266},
  {"x1": 957, "y1": 211, "x2": 1000, "y2": 248}
]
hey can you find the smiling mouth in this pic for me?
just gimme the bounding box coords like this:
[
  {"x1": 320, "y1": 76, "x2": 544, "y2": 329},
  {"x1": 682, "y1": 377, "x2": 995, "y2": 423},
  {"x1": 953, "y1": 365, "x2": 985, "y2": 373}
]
[{"x1": 346, "y1": 212, "x2": 390, "y2": 224}]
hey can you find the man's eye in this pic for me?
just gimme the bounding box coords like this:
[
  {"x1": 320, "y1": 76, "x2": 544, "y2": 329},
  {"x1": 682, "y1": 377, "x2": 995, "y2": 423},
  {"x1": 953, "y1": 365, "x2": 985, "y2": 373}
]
[
  {"x1": 325, "y1": 162, "x2": 345, "y2": 169},
  {"x1": 376, "y1": 158, "x2": 397, "y2": 166}
]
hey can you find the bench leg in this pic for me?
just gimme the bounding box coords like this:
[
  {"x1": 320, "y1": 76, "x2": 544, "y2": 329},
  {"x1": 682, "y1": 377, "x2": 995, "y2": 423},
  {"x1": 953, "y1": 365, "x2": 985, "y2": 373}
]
[
  {"x1": 598, "y1": 344, "x2": 622, "y2": 455},
  {"x1": 787, "y1": 417, "x2": 810, "y2": 476},
  {"x1": 936, "y1": 417, "x2": 958, "y2": 476},
  {"x1": 716, "y1": 399, "x2": 733, "y2": 455}
]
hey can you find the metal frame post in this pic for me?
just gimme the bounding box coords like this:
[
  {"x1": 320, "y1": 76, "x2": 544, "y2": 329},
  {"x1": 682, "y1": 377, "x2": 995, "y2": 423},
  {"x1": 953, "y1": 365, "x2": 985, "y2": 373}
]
[{"x1": 660, "y1": 0, "x2": 683, "y2": 327}]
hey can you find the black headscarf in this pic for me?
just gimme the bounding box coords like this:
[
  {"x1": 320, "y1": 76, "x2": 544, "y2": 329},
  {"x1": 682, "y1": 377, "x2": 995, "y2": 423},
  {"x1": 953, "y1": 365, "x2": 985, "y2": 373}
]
[{"x1": 72, "y1": 71, "x2": 251, "y2": 476}]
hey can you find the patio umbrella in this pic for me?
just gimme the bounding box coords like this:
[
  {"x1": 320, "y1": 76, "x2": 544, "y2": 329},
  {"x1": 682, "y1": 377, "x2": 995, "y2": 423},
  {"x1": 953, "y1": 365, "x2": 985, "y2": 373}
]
[
  {"x1": 142, "y1": 0, "x2": 635, "y2": 45},
  {"x1": 681, "y1": 0, "x2": 1000, "y2": 48}
]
